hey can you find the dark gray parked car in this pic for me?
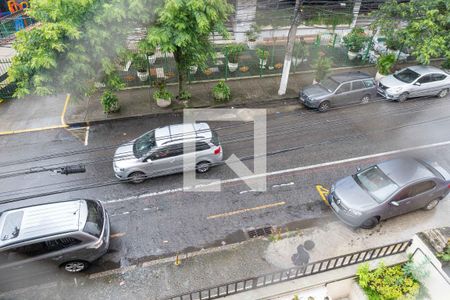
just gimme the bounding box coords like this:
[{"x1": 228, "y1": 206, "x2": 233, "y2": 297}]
[
  {"x1": 327, "y1": 157, "x2": 450, "y2": 229},
  {"x1": 299, "y1": 71, "x2": 377, "y2": 112}
]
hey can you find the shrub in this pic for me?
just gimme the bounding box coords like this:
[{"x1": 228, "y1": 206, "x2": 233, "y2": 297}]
[
  {"x1": 153, "y1": 80, "x2": 173, "y2": 101},
  {"x1": 132, "y1": 53, "x2": 148, "y2": 72},
  {"x1": 385, "y1": 35, "x2": 402, "y2": 51},
  {"x1": 256, "y1": 48, "x2": 269, "y2": 60},
  {"x1": 437, "y1": 241, "x2": 450, "y2": 262},
  {"x1": 179, "y1": 90, "x2": 191, "y2": 100},
  {"x1": 100, "y1": 90, "x2": 120, "y2": 114},
  {"x1": 312, "y1": 54, "x2": 332, "y2": 82},
  {"x1": 213, "y1": 80, "x2": 231, "y2": 102},
  {"x1": 224, "y1": 44, "x2": 245, "y2": 63},
  {"x1": 245, "y1": 24, "x2": 261, "y2": 42},
  {"x1": 356, "y1": 262, "x2": 420, "y2": 300},
  {"x1": 343, "y1": 27, "x2": 368, "y2": 52},
  {"x1": 376, "y1": 53, "x2": 396, "y2": 75},
  {"x1": 441, "y1": 59, "x2": 450, "y2": 70},
  {"x1": 293, "y1": 40, "x2": 310, "y2": 60}
]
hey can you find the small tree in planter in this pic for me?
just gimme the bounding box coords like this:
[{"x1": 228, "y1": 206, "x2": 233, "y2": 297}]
[
  {"x1": 245, "y1": 24, "x2": 261, "y2": 50},
  {"x1": 132, "y1": 53, "x2": 149, "y2": 81},
  {"x1": 256, "y1": 48, "x2": 269, "y2": 68},
  {"x1": 375, "y1": 53, "x2": 396, "y2": 81},
  {"x1": 224, "y1": 44, "x2": 245, "y2": 72},
  {"x1": 101, "y1": 90, "x2": 120, "y2": 114},
  {"x1": 292, "y1": 39, "x2": 310, "y2": 67},
  {"x1": 213, "y1": 80, "x2": 231, "y2": 102},
  {"x1": 343, "y1": 27, "x2": 368, "y2": 60},
  {"x1": 153, "y1": 80, "x2": 173, "y2": 107},
  {"x1": 312, "y1": 54, "x2": 332, "y2": 83}
]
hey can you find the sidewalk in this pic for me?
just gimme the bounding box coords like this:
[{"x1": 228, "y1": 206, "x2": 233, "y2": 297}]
[{"x1": 6, "y1": 206, "x2": 448, "y2": 300}]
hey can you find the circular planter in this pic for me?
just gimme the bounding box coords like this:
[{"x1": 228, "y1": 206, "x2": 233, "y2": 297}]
[
  {"x1": 137, "y1": 71, "x2": 149, "y2": 82},
  {"x1": 375, "y1": 72, "x2": 385, "y2": 82},
  {"x1": 148, "y1": 54, "x2": 157, "y2": 65},
  {"x1": 259, "y1": 59, "x2": 267, "y2": 68},
  {"x1": 247, "y1": 40, "x2": 257, "y2": 50},
  {"x1": 347, "y1": 51, "x2": 358, "y2": 61},
  {"x1": 228, "y1": 62, "x2": 239, "y2": 72},
  {"x1": 156, "y1": 98, "x2": 171, "y2": 108},
  {"x1": 189, "y1": 65, "x2": 198, "y2": 75}
]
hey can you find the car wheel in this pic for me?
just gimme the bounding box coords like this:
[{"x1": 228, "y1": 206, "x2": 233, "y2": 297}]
[
  {"x1": 63, "y1": 261, "x2": 88, "y2": 273},
  {"x1": 398, "y1": 93, "x2": 409, "y2": 102},
  {"x1": 128, "y1": 171, "x2": 146, "y2": 184},
  {"x1": 361, "y1": 94, "x2": 370, "y2": 104},
  {"x1": 437, "y1": 89, "x2": 448, "y2": 98},
  {"x1": 196, "y1": 161, "x2": 211, "y2": 173},
  {"x1": 423, "y1": 199, "x2": 439, "y2": 211},
  {"x1": 360, "y1": 217, "x2": 379, "y2": 229},
  {"x1": 318, "y1": 101, "x2": 330, "y2": 112}
]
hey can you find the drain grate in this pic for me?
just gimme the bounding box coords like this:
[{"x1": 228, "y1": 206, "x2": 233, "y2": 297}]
[{"x1": 247, "y1": 226, "x2": 273, "y2": 238}]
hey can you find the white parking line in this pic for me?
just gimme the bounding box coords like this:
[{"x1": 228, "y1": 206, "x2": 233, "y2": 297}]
[
  {"x1": 84, "y1": 126, "x2": 90, "y2": 146},
  {"x1": 104, "y1": 139, "x2": 450, "y2": 205}
]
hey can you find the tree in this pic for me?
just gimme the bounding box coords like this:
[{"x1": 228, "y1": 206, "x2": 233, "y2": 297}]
[
  {"x1": 372, "y1": 0, "x2": 450, "y2": 64},
  {"x1": 141, "y1": 0, "x2": 233, "y2": 97},
  {"x1": 8, "y1": 0, "x2": 158, "y2": 98}
]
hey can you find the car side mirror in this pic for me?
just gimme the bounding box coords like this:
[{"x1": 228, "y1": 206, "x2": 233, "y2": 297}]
[
  {"x1": 356, "y1": 167, "x2": 361, "y2": 172},
  {"x1": 390, "y1": 201, "x2": 400, "y2": 207},
  {"x1": 414, "y1": 82, "x2": 421, "y2": 86}
]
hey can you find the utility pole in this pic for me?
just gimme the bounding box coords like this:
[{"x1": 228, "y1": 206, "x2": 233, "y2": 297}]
[{"x1": 278, "y1": 0, "x2": 303, "y2": 95}]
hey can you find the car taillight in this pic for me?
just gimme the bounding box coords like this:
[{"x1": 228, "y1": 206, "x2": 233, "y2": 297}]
[
  {"x1": 448, "y1": 183, "x2": 450, "y2": 189},
  {"x1": 214, "y1": 146, "x2": 221, "y2": 155}
]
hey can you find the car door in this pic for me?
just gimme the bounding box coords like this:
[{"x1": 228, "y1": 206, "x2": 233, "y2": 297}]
[
  {"x1": 331, "y1": 82, "x2": 351, "y2": 107},
  {"x1": 430, "y1": 73, "x2": 448, "y2": 95},
  {"x1": 350, "y1": 80, "x2": 367, "y2": 104},
  {"x1": 146, "y1": 146, "x2": 176, "y2": 176},
  {"x1": 413, "y1": 74, "x2": 432, "y2": 97}
]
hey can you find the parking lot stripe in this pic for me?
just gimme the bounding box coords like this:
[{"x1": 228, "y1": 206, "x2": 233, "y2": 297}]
[{"x1": 207, "y1": 201, "x2": 286, "y2": 219}]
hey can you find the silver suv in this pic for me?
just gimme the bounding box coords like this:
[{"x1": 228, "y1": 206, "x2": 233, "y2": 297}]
[
  {"x1": 378, "y1": 65, "x2": 450, "y2": 102},
  {"x1": 113, "y1": 123, "x2": 223, "y2": 183},
  {"x1": 0, "y1": 199, "x2": 110, "y2": 279}
]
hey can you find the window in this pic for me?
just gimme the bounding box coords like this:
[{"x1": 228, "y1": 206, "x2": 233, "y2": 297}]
[
  {"x1": 211, "y1": 130, "x2": 220, "y2": 146},
  {"x1": 1, "y1": 211, "x2": 23, "y2": 242},
  {"x1": 431, "y1": 73, "x2": 446, "y2": 81},
  {"x1": 133, "y1": 130, "x2": 156, "y2": 158},
  {"x1": 196, "y1": 142, "x2": 210, "y2": 151},
  {"x1": 410, "y1": 181, "x2": 436, "y2": 197},
  {"x1": 11, "y1": 238, "x2": 82, "y2": 258},
  {"x1": 354, "y1": 166, "x2": 399, "y2": 203},
  {"x1": 44, "y1": 237, "x2": 81, "y2": 251},
  {"x1": 418, "y1": 75, "x2": 432, "y2": 84},
  {"x1": 363, "y1": 79, "x2": 375, "y2": 88},
  {"x1": 393, "y1": 68, "x2": 420, "y2": 83},
  {"x1": 352, "y1": 81, "x2": 365, "y2": 90},
  {"x1": 336, "y1": 83, "x2": 351, "y2": 94},
  {"x1": 319, "y1": 78, "x2": 339, "y2": 92},
  {"x1": 393, "y1": 187, "x2": 413, "y2": 201},
  {"x1": 83, "y1": 200, "x2": 104, "y2": 238}
]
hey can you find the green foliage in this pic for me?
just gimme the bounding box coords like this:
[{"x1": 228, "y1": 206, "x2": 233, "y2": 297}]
[
  {"x1": 437, "y1": 241, "x2": 450, "y2": 262},
  {"x1": 212, "y1": 80, "x2": 231, "y2": 102},
  {"x1": 385, "y1": 34, "x2": 402, "y2": 52},
  {"x1": 224, "y1": 44, "x2": 245, "y2": 63},
  {"x1": 142, "y1": 0, "x2": 233, "y2": 95},
  {"x1": 293, "y1": 40, "x2": 309, "y2": 60},
  {"x1": 132, "y1": 53, "x2": 149, "y2": 72},
  {"x1": 152, "y1": 80, "x2": 172, "y2": 100},
  {"x1": 376, "y1": 53, "x2": 396, "y2": 75},
  {"x1": 372, "y1": 0, "x2": 450, "y2": 64},
  {"x1": 356, "y1": 262, "x2": 421, "y2": 300},
  {"x1": 9, "y1": 0, "x2": 155, "y2": 97},
  {"x1": 179, "y1": 90, "x2": 191, "y2": 100},
  {"x1": 442, "y1": 59, "x2": 450, "y2": 70},
  {"x1": 291, "y1": 295, "x2": 299, "y2": 300},
  {"x1": 312, "y1": 55, "x2": 332, "y2": 82},
  {"x1": 100, "y1": 90, "x2": 120, "y2": 113},
  {"x1": 343, "y1": 27, "x2": 368, "y2": 52},
  {"x1": 256, "y1": 48, "x2": 269, "y2": 60},
  {"x1": 245, "y1": 23, "x2": 261, "y2": 41}
]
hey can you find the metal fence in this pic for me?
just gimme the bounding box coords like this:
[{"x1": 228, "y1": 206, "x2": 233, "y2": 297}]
[
  {"x1": 0, "y1": 11, "x2": 35, "y2": 44},
  {"x1": 166, "y1": 240, "x2": 412, "y2": 300},
  {"x1": 0, "y1": 58, "x2": 15, "y2": 99}
]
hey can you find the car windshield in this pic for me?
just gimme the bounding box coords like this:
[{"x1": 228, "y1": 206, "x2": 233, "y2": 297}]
[
  {"x1": 133, "y1": 130, "x2": 156, "y2": 158},
  {"x1": 393, "y1": 68, "x2": 420, "y2": 83},
  {"x1": 83, "y1": 200, "x2": 104, "y2": 238},
  {"x1": 319, "y1": 78, "x2": 339, "y2": 93},
  {"x1": 354, "y1": 166, "x2": 399, "y2": 203}
]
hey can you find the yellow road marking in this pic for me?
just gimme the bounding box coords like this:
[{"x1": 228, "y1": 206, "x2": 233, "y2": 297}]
[
  {"x1": 0, "y1": 124, "x2": 68, "y2": 136},
  {"x1": 111, "y1": 232, "x2": 126, "y2": 239},
  {"x1": 315, "y1": 185, "x2": 330, "y2": 206},
  {"x1": 61, "y1": 93, "x2": 71, "y2": 126},
  {"x1": 207, "y1": 201, "x2": 286, "y2": 220}
]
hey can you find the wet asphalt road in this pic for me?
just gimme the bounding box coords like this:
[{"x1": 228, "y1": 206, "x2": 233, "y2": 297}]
[{"x1": 1, "y1": 95, "x2": 450, "y2": 291}]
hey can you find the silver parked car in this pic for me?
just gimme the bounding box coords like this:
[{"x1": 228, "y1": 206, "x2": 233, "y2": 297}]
[
  {"x1": 378, "y1": 65, "x2": 450, "y2": 102},
  {"x1": 327, "y1": 157, "x2": 450, "y2": 229},
  {"x1": 299, "y1": 71, "x2": 377, "y2": 112},
  {"x1": 113, "y1": 123, "x2": 223, "y2": 183},
  {"x1": 0, "y1": 199, "x2": 110, "y2": 277}
]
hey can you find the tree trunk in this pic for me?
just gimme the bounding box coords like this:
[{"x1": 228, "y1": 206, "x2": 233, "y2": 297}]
[
  {"x1": 174, "y1": 49, "x2": 185, "y2": 97},
  {"x1": 278, "y1": 0, "x2": 303, "y2": 96}
]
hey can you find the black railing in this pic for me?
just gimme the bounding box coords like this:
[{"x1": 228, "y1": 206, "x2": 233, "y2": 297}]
[{"x1": 166, "y1": 240, "x2": 412, "y2": 300}]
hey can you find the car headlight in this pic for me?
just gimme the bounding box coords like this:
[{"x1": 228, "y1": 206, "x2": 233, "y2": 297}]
[
  {"x1": 389, "y1": 87, "x2": 403, "y2": 93},
  {"x1": 347, "y1": 208, "x2": 362, "y2": 216},
  {"x1": 330, "y1": 185, "x2": 335, "y2": 193}
]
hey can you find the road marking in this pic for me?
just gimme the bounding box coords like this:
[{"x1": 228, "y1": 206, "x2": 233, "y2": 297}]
[
  {"x1": 207, "y1": 201, "x2": 286, "y2": 220},
  {"x1": 0, "y1": 124, "x2": 68, "y2": 136},
  {"x1": 104, "y1": 139, "x2": 450, "y2": 205},
  {"x1": 272, "y1": 182, "x2": 295, "y2": 188},
  {"x1": 111, "y1": 232, "x2": 126, "y2": 239},
  {"x1": 84, "y1": 126, "x2": 90, "y2": 146},
  {"x1": 316, "y1": 185, "x2": 330, "y2": 206},
  {"x1": 60, "y1": 93, "x2": 71, "y2": 126}
]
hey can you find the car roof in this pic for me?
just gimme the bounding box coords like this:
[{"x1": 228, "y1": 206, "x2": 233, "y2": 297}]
[
  {"x1": 154, "y1": 123, "x2": 212, "y2": 147},
  {"x1": 329, "y1": 71, "x2": 372, "y2": 84},
  {"x1": 406, "y1": 65, "x2": 445, "y2": 75},
  {"x1": 377, "y1": 158, "x2": 436, "y2": 186},
  {"x1": 0, "y1": 200, "x2": 86, "y2": 248}
]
